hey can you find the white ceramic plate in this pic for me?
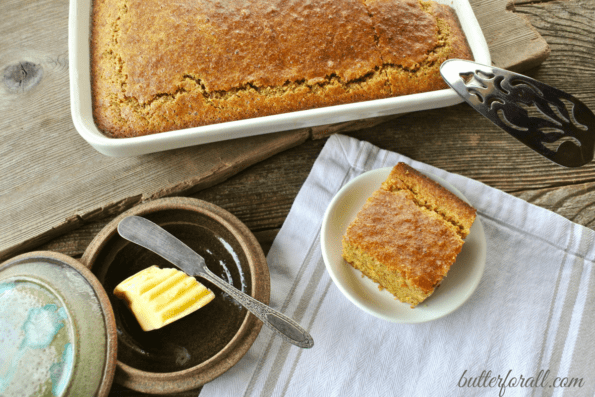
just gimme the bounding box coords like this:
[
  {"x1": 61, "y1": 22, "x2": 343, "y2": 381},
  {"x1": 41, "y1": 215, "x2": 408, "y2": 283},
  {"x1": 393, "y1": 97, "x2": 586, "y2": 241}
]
[
  {"x1": 320, "y1": 167, "x2": 486, "y2": 323},
  {"x1": 68, "y1": 0, "x2": 491, "y2": 156}
]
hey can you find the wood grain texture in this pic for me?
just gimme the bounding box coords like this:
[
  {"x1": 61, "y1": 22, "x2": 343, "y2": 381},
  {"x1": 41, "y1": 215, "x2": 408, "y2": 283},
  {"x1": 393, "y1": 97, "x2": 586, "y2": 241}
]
[
  {"x1": 475, "y1": 0, "x2": 551, "y2": 71},
  {"x1": 0, "y1": 0, "x2": 550, "y2": 264}
]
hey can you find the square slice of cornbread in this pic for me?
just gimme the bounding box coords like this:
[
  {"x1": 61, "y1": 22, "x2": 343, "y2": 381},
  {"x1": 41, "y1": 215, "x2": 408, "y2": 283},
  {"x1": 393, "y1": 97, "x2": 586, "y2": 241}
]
[{"x1": 341, "y1": 163, "x2": 476, "y2": 307}]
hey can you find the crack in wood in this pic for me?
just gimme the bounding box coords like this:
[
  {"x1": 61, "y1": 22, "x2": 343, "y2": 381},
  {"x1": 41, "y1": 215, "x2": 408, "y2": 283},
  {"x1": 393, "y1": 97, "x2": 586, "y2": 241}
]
[
  {"x1": 550, "y1": 183, "x2": 595, "y2": 213},
  {"x1": 569, "y1": 200, "x2": 595, "y2": 224},
  {"x1": 515, "y1": 0, "x2": 563, "y2": 6},
  {"x1": 513, "y1": 179, "x2": 595, "y2": 224},
  {"x1": 507, "y1": 174, "x2": 595, "y2": 195}
]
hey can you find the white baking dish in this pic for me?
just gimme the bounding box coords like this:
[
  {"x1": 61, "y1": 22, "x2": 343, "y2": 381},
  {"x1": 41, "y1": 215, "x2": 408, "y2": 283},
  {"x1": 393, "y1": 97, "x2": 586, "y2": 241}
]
[{"x1": 69, "y1": 0, "x2": 490, "y2": 157}]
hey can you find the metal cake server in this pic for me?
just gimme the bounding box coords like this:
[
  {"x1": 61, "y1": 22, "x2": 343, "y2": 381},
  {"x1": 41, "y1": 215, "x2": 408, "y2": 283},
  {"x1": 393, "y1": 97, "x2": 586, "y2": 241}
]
[
  {"x1": 117, "y1": 215, "x2": 314, "y2": 349},
  {"x1": 440, "y1": 59, "x2": 595, "y2": 167}
]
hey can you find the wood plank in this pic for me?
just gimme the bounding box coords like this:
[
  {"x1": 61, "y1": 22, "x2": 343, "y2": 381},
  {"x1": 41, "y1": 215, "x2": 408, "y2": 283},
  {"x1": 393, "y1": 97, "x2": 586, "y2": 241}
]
[
  {"x1": 474, "y1": 0, "x2": 551, "y2": 71},
  {"x1": 0, "y1": 127, "x2": 309, "y2": 261},
  {"x1": 0, "y1": 0, "x2": 549, "y2": 263}
]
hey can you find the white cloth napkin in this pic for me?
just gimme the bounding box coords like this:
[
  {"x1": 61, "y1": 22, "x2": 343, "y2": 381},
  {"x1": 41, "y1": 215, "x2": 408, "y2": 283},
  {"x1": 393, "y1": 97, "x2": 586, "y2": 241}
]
[{"x1": 200, "y1": 134, "x2": 595, "y2": 397}]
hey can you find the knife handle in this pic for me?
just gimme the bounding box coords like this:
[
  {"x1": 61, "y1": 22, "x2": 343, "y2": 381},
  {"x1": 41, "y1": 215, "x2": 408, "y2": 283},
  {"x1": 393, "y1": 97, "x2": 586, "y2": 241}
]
[
  {"x1": 118, "y1": 215, "x2": 314, "y2": 349},
  {"x1": 200, "y1": 269, "x2": 314, "y2": 349}
]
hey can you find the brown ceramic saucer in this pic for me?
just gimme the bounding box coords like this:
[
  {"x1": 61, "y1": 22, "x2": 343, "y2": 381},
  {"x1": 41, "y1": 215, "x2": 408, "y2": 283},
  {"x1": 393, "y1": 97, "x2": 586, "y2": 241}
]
[{"x1": 80, "y1": 197, "x2": 270, "y2": 394}]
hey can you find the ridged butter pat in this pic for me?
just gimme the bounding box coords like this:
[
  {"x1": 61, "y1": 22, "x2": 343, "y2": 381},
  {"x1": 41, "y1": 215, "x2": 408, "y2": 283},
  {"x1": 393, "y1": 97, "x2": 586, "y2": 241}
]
[{"x1": 114, "y1": 265, "x2": 215, "y2": 331}]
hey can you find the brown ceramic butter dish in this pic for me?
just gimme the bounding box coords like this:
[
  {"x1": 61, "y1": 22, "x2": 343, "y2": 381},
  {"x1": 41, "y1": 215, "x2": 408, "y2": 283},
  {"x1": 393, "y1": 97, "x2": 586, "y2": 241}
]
[{"x1": 80, "y1": 197, "x2": 270, "y2": 394}]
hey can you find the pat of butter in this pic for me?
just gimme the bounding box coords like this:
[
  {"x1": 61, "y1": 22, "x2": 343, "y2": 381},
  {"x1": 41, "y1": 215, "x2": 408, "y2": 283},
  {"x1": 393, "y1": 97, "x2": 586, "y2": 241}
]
[{"x1": 113, "y1": 265, "x2": 215, "y2": 331}]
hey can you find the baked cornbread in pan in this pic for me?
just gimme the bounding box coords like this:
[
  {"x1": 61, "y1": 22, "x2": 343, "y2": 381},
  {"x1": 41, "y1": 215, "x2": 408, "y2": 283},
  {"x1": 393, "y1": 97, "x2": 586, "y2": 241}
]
[
  {"x1": 91, "y1": 0, "x2": 473, "y2": 138},
  {"x1": 342, "y1": 163, "x2": 476, "y2": 307}
]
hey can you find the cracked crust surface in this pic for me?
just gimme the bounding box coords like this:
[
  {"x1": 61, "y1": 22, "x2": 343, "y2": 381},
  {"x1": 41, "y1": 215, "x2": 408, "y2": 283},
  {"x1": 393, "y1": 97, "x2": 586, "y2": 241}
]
[
  {"x1": 341, "y1": 162, "x2": 476, "y2": 306},
  {"x1": 381, "y1": 162, "x2": 477, "y2": 238},
  {"x1": 91, "y1": 0, "x2": 473, "y2": 138}
]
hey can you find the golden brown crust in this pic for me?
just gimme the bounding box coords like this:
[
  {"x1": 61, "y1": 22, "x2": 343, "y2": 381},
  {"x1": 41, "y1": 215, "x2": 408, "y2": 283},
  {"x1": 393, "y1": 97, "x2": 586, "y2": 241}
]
[
  {"x1": 382, "y1": 163, "x2": 477, "y2": 237},
  {"x1": 365, "y1": 0, "x2": 439, "y2": 70},
  {"x1": 91, "y1": 0, "x2": 473, "y2": 138},
  {"x1": 342, "y1": 162, "x2": 477, "y2": 302},
  {"x1": 379, "y1": 0, "x2": 475, "y2": 95},
  {"x1": 343, "y1": 188, "x2": 463, "y2": 293}
]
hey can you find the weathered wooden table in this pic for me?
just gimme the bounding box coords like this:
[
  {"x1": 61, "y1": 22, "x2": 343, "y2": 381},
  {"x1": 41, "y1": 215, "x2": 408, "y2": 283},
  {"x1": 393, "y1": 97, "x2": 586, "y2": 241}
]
[{"x1": 2, "y1": 0, "x2": 595, "y2": 395}]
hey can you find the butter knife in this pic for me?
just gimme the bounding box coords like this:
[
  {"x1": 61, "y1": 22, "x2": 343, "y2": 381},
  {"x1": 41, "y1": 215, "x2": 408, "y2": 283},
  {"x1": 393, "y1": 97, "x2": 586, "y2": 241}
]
[{"x1": 118, "y1": 215, "x2": 314, "y2": 349}]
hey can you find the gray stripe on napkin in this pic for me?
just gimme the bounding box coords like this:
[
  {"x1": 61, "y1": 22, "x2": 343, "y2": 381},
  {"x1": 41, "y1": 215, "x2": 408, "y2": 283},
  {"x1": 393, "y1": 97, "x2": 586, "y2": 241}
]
[
  {"x1": 563, "y1": 231, "x2": 595, "y2": 395},
  {"x1": 533, "y1": 240, "x2": 569, "y2": 397},
  {"x1": 243, "y1": 232, "x2": 322, "y2": 397},
  {"x1": 540, "y1": 232, "x2": 586, "y2": 397},
  {"x1": 362, "y1": 144, "x2": 380, "y2": 171},
  {"x1": 279, "y1": 278, "x2": 334, "y2": 397},
  {"x1": 261, "y1": 253, "x2": 328, "y2": 397},
  {"x1": 565, "y1": 266, "x2": 595, "y2": 395}
]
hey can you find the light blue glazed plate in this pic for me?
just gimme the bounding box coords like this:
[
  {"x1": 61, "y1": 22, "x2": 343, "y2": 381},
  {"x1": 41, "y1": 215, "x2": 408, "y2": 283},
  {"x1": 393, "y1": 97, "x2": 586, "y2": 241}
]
[{"x1": 0, "y1": 251, "x2": 117, "y2": 397}]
